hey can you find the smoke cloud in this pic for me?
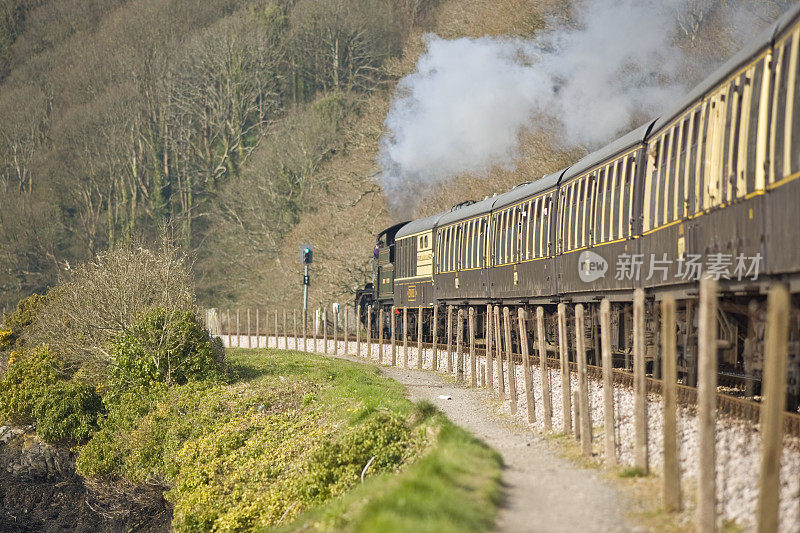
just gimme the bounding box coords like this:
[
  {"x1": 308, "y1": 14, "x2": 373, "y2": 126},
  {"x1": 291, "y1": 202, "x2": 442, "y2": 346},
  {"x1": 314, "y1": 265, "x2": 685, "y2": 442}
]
[{"x1": 377, "y1": 0, "x2": 782, "y2": 208}]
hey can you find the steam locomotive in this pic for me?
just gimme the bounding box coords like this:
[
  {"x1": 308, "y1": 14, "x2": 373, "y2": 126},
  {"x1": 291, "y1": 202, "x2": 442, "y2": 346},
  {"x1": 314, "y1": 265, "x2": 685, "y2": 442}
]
[{"x1": 357, "y1": 4, "x2": 800, "y2": 406}]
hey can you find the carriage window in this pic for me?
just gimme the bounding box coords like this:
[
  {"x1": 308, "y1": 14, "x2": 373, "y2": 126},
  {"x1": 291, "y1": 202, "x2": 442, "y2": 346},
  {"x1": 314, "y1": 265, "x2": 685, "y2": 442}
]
[
  {"x1": 472, "y1": 219, "x2": 478, "y2": 268},
  {"x1": 540, "y1": 196, "x2": 548, "y2": 256},
  {"x1": 470, "y1": 220, "x2": 476, "y2": 269},
  {"x1": 667, "y1": 126, "x2": 678, "y2": 223},
  {"x1": 560, "y1": 187, "x2": 567, "y2": 252},
  {"x1": 437, "y1": 233, "x2": 442, "y2": 273},
  {"x1": 607, "y1": 163, "x2": 617, "y2": 240},
  {"x1": 689, "y1": 108, "x2": 701, "y2": 212},
  {"x1": 649, "y1": 138, "x2": 661, "y2": 230},
  {"x1": 585, "y1": 175, "x2": 595, "y2": 246},
  {"x1": 461, "y1": 223, "x2": 467, "y2": 269},
  {"x1": 524, "y1": 202, "x2": 531, "y2": 260},
  {"x1": 508, "y1": 209, "x2": 516, "y2": 262},
  {"x1": 658, "y1": 131, "x2": 670, "y2": 225},
  {"x1": 697, "y1": 104, "x2": 711, "y2": 210},
  {"x1": 774, "y1": 37, "x2": 793, "y2": 182},
  {"x1": 470, "y1": 222, "x2": 476, "y2": 269},
  {"x1": 494, "y1": 214, "x2": 501, "y2": 266},
  {"x1": 596, "y1": 168, "x2": 606, "y2": 242},
  {"x1": 574, "y1": 180, "x2": 583, "y2": 249},
  {"x1": 722, "y1": 82, "x2": 736, "y2": 199},
  {"x1": 497, "y1": 213, "x2": 503, "y2": 264},
  {"x1": 677, "y1": 118, "x2": 689, "y2": 218},
  {"x1": 747, "y1": 59, "x2": 764, "y2": 194},
  {"x1": 531, "y1": 198, "x2": 540, "y2": 257},
  {"x1": 447, "y1": 227, "x2": 453, "y2": 271},
  {"x1": 793, "y1": 35, "x2": 800, "y2": 176},
  {"x1": 564, "y1": 184, "x2": 572, "y2": 251},
  {"x1": 623, "y1": 156, "x2": 635, "y2": 237}
]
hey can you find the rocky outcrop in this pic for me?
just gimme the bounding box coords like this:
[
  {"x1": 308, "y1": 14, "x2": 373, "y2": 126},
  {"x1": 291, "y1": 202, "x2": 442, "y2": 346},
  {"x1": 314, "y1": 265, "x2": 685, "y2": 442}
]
[{"x1": 0, "y1": 426, "x2": 171, "y2": 532}]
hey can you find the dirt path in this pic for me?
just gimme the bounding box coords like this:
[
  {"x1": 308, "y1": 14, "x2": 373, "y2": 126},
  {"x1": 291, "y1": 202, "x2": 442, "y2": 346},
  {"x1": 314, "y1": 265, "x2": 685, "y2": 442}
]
[{"x1": 323, "y1": 351, "x2": 636, "y2": 532}]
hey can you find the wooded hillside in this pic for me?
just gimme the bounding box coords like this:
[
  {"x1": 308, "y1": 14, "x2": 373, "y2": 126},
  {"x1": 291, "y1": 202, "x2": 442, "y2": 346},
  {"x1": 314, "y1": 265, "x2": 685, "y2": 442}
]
[{"x1": 0, "y1": 0, "x2": 792, "y2": 311}]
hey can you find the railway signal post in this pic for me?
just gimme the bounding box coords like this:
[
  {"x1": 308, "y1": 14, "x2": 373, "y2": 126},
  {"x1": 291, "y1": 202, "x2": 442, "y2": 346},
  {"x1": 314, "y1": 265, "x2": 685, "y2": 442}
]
[{"x1": 301, "y1": 245, "x2": 313, "y2": 325}]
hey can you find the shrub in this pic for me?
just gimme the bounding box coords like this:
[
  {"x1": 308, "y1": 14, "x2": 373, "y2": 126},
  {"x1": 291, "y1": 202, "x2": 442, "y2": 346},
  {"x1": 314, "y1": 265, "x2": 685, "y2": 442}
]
[
  {"x1": 27, "y1": 242, "x2": 196, "y2": 379},
  {"x1": 34, "y1": 381, "x2": 103, "y2": 444},
  {"x1": 1, "y1": 292, "x2": 50, "y2": 350},
  {"x1": 0, "y1": 347, "x2": 62, "y2": 424},
  {"x1": 299, "y1": 411, "x2": 413, "y2": 503},
  {"x1": 108, "y1": 308, "x2": 224, "y2": 393}
]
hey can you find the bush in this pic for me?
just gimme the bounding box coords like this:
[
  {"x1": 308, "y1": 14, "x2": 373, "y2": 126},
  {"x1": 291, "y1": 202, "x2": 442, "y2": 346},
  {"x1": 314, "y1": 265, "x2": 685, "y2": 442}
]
[
  {"x1": 0, "y1": 347, "x2": 62, "y2": 425},
  {"x1": 27, "y1": 242, "x2": 196, "y2": 379},
  {"x1": 108, "y1": 308, "x2": 224, "y2": 393},
  {"x1": 299, "y1": 411, "x2": 413, "y2": 503},
  {"x1": 1, "y1": 293, "x2": 50, "y2": 351},
  {"x1": 34, "y1": 381, "x2": 103, "y2": 444}
]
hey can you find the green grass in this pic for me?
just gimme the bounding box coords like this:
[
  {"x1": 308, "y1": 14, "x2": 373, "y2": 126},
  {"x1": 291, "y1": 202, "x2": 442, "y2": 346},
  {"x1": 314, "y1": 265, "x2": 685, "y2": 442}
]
[
  {"x1": 227, "y1": 348, "x2": 412, "y2": 423},
  {"x1": 77, "y1": 347, "x2": 502, "y2": 532},
  {"x1": 618, "y1": 466, "x2": 648, "y2": 478},
  {"x1": 227, "y1": 348, "x2": 503, "y2": 532},
  {"x1": 277, "y1": 412, "x2": 502, "y2": 533}
]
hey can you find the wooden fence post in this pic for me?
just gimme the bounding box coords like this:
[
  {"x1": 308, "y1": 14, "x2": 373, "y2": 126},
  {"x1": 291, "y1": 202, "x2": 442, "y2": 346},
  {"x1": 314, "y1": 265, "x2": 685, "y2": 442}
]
[
  {"x1": 558, "y1": 303, "x2": 572, "y2": 434},
  {"x1": 247, "y1": 309, "x2": 252, "y2": 348},
  {"x1": 366, "y1": 305, "x2": 372, "y2": 360},
  {"x1": 274, "y1": 310, "x2": 279, "y2": 349},
  {"x1": 697, "y1": 278, "x2": 718, "y2": 532},
  {"x1": 518, "y1": 308, "x2": 535, "y2": 423},
  {"x1": 379, "y1": 307, "x2": 385, "y2": 364},
  {"x1": 432, "y1": 306, "x2": 439, "y2": 371},
  {"x1": 227, "y1": 309, "x2": 232, "y2": 347},
  {"x1": 236, "y1": 309, "x2": 241, "y2": 347},
  {"x1": 417, "y1": 306, "x2": 423, "y2": 369},
  {"x1": 469, "y1": 307, "x2": 477, "y2": 387},
  {"x1": 391, "y1": 306, "x2": 397, "y2": 366},
  {"x1": 334, "y1": 305, "x2": 340, "y2": 356},
  {"x1": 283, "y1": 310, "x2": 288, "y2": 349},
  {"x1": 356, "y1": 305, "x2": 362, "y2": 357},
  {"x1": 403, "y1": 306, "x2": 409, "y2": 367},
  {"x1": 446, "y1": 306, "x2": 453, "y2": 372},
  {"x1": 256, "y1": 308, "x2": 260, "y2": 349},
  {"x1": 343, "y1": 307, "x2": 349, "y2": 355},
  {"x1": 576, "y1": 304, "x2": 592, "y2": 457},
  {"x1": 633, "y1": 288, "x2": 648, "y2": 473},
  {"x1": 756, "y1": 283, "x2": 790, "y2": 533},
  {"x1": 661, "y1": 294, "x2": 679, "y2": 510},
  {"x1": 486, "y1": 305, "x2": 494, "y2": 390},
  {"x1": 495, "y1": 306, "x2": 506, "y2": 400},
  {"x1": 504, "y1": 307, "x2": 517, "y2": 413},
  {"x1": 573, "y1": 391, "x2": 581, "y2": 440},
  {"x1": 293, "y1": 310, "x2": 298, "y2": 350},
  {"x1": 323, "y1": 309, "x2": 328, "y2": 354},
  {"x1": 456, "y1": 309, "x2": 464, "y2": 382},
  {"x1": 600, "y1": 299, "x2": 617, "y2": 466},
  {"x1": 537, "y1": 307, "x2": 551, "y2": 429}
]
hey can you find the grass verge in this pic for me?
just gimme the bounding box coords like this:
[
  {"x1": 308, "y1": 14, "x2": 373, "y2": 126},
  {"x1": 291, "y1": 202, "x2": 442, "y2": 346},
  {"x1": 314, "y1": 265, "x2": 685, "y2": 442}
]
[{"x1": 76, "y1": 347, "x2": 501, "y2": 532}]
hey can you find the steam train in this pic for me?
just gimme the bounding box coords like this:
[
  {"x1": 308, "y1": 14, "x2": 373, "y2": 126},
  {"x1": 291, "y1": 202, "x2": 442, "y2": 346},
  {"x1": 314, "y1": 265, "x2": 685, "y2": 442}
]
[{"x1": 356, "y1": 4, "x2": 800, "y2": 407}]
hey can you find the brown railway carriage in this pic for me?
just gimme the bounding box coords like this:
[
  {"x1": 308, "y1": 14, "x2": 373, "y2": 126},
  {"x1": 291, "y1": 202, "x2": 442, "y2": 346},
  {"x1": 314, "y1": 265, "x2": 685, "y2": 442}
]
[
  {"x1": 434, "y1": 196, "x2": 495, "y2": 303},
  {"x1": 554, "y1": 124, "x2": 651, "y2": 298},
  {"x1": 361, "y1": 3, "x2": 800, "y2": 405},
  {"x1": 393, "y1": 213, "x2": 443, "y2": 308}
]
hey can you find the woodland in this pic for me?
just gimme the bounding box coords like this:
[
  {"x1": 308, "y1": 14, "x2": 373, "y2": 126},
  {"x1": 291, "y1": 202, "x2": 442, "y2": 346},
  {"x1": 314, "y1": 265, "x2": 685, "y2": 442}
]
[{"x1": 0, "y1": 0, "x2": 793, "y2": 311}]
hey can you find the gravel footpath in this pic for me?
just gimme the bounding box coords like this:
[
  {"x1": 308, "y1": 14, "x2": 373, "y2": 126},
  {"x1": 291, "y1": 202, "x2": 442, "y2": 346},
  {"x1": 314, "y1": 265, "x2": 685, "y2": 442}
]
[{"x1": 226, "y1": 335, "x2": 636, "y2": 532}]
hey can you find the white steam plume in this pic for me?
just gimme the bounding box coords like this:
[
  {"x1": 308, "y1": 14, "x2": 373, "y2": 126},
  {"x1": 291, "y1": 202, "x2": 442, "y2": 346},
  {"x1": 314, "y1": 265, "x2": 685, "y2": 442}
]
[{"x1": 378, "y1": 0, "x2": 701, "y2": 206}]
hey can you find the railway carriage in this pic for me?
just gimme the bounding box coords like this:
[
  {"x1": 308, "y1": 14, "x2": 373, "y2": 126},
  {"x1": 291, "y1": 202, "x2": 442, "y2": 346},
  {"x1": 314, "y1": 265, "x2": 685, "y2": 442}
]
[{"x1": 358, "y1": 3, "x2": 800, "y2": 408}]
